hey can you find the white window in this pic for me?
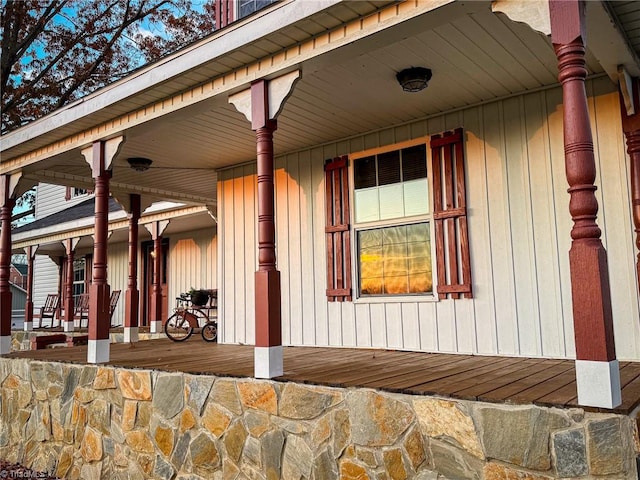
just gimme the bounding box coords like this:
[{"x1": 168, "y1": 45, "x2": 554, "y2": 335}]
[
  {"x1": 73, "y1": 258, "x2": 86, "y2": 297},
  {"x1": 352, "y1": 140, "x2": 433, "y2": 296},
  {"x1": 237, "y1": 0, "x2": 277, "y2": 19}
]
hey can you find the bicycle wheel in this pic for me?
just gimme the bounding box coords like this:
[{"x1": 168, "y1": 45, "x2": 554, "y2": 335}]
[
  {"x1": 164, "y1": 312, "x2": 193, "y2": 341},
  {"x1": 201, "y1": 321, "x2": 217, "y2": 342}
]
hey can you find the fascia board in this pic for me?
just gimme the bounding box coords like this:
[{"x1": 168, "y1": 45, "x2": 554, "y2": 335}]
[{"x1": 586, "y1": 1, "x2": 640, "y2": 80}]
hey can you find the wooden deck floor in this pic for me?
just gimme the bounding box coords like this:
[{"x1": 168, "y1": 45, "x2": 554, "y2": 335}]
[{"x1": 6, "y1": 338, "x2": 640, "y2": 414}]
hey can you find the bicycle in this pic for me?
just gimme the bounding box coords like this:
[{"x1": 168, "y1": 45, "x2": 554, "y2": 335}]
[{"x1": 164, "y1": 291, "x2": 218, "y2": 342}]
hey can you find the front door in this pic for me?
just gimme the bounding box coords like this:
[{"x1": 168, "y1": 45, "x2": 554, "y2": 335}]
[{"x1": 142, "y1": 239, "x2": 169, "y2": 327}]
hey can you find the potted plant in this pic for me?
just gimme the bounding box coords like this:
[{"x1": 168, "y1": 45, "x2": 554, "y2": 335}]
[{"x1": 189, "y1": 288, "x2": 209, "y2": 306}]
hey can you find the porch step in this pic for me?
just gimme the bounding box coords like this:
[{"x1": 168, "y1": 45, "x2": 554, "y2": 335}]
[{"x1": 30, "y1": 334, "x2": 89, "y2": 350}]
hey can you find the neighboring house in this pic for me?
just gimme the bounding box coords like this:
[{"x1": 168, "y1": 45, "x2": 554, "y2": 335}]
[
  {"x1": 1, "y1": 0, "x2": 639, "y2": 410},
  {"x1": 8, "y1": 262, "x2": 26, "y2": 289}
]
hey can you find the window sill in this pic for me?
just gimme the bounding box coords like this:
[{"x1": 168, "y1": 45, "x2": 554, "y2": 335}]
[{"x1": 353, "y1": 294, "x2": 438, "y2": 304}]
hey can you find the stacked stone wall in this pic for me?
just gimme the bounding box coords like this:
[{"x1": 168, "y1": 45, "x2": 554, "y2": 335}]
[{"x1": 1, "y1": 358, "x2": 638, "y2": 479}]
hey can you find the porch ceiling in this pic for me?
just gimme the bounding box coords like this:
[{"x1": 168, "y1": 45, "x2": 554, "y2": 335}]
[{"x1": 1, "y1": 1, "x2": 627, "y2": 209}]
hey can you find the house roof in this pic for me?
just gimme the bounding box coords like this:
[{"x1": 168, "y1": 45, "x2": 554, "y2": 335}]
[
  {"x1": 11, "y1": 263, "x2": 28, "y2": 275},
  {"x1": 11, "y1": 197, "x2": 122, "y2": 234},
  {"x1": 10, "y1": 195, "x2": 217, "y2": 257}
]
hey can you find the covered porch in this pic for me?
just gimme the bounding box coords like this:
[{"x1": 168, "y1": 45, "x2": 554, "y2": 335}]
[{"x1": 0, "y1": 0, "x2": 638, "y2": 417}]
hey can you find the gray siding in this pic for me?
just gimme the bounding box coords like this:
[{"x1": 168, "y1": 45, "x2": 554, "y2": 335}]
[
  {"x1": 35, "y1": 184, "x2": 91, "y2": 219},
  {"x1": 32, "y1": 256, "x2": 61, "y2": 309}
]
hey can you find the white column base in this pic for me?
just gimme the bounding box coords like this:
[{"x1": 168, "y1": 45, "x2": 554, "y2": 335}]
[
  {"x1": 63, "y1": 321, "x2": 74, "y2": 332},
  {"x1": 575, "y1": 359, "x2": 622, "y2": 409},
  {"x1": 87, "y1": 339, "x2": 110, "y2": 364},
  {"x1": 150, "y1": 321, "x2": 162, "y2": 334},
  {"x1": 254, "y1": 346, "x2": 283, "y2": 378},
  {"x1": 124, "y1": 327, "x2": 139, "y2": 343},
  {"x1": 23, "y1": 322, "x2": 33, "y2": 332},
  {"x1": 0, "y1": 335, "x2": 11, "y2": 355}
]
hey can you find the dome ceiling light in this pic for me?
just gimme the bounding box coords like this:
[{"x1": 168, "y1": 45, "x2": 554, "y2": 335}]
[{"x1": 396, "y1": 67, "x2": 432, "y2": 93}]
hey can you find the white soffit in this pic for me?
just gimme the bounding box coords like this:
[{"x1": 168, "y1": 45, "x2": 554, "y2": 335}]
[{"x1": 0, "y1": 0, "x2": 345, "y2": 154}]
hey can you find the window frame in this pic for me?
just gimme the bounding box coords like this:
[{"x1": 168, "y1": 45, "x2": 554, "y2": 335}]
[
  {"x1": 236, "y1": 0, "x2": 278, "y2": 20},
  {"x1": 349, "y1": 136, "x2": 438, "y2": 303},
  {"x1": 72, "y1": 257, "x2": 87, "y2": 298}
]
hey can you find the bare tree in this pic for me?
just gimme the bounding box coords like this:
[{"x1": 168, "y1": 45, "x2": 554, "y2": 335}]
[{"x1": 1, "y1": 0, "x2": 215, "y2": 134}]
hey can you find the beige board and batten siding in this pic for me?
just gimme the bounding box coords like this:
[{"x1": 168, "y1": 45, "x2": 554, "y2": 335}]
[
  {"x1": 218, "y1": 164, "x2": 257, "y2": 344},
  {"x1": 105, "y1": 241, "x2": 129, "y2": 326},
  {"x1": 217, "y1": 77, "x2": 640, "y2": 361},
  {"x1": 168, "y1": 228, "x2": 218, "y2": 313}
]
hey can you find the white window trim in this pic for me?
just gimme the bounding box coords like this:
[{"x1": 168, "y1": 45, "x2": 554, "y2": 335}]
[
  {"x1": 349, "y1": 136, "x2": 438, "y2": 303},
  {"x1": 72, "y1": 188, "x2": 89, "y2": 198},
  {"x1": 72, "y1": 257, "x2": 87, "y2": 297}
]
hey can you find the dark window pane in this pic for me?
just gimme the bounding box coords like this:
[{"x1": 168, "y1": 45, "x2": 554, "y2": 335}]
[
  {"x1": 354, "y1": 156, "x2": 377, "y2": 189},
  {"x1": 238, "y1": 0, "x2": 276, "y2": 19},
  {"x1": 402, "y1": 144, "x2": 427, "y2": 181},
  {"x1": 377, "y1": 151, "x2": 401, "y2": 185},
  {"x1": 73, "y1": 258, "x2": 86, "y2": 295}
]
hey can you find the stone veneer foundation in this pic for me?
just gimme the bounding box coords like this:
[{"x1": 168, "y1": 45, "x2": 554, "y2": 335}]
[{"x1": 0, "y1": 357, "x2": 639, "y2": 479}]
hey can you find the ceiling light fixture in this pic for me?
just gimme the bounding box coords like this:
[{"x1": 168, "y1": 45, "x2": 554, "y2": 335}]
[
  {"x1": 396, "y1": 67, "x2": 432, "y2": 93},
  {"x1": 127, "y1": 157, "x2": 153, "y2": 172}
]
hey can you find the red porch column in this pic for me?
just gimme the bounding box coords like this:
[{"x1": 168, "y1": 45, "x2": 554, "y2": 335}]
[
  {"x1": 124, "y1": 194, "x2": 141, "y2": 342},
  {"x1": 550, "y1": 0, "x2": 620, "y2": 408},
  {"x1": 63, "y1": 239, "x2": 76, "y2": 332},
  {"x1": 23, "y1": 246, "x2": 36, "y2": 331},
  {"x1": 252, "y1": 79, "x2": 283, "y2": 378},
  {"x1": 145, "y1": 220, "x2": 168, "y2": 334},
  {"x1": 229, "y1": 71, "x2": 299, "y2": 378},
  {"x1": 89, "y1": 142, "x2": 111, "y2": 361},
  {"x1": 86, "y1": 141, "x2": 112, "y2": 363},
  {"x1": 619, "y1": 77, "x2": 640, "y2": 295},
  {"x1": 81, "y1": 136, "x2": 123, "y2": 362},
  {"x1": 0, "y1": 176, "x2": 15, "y2": 354}
]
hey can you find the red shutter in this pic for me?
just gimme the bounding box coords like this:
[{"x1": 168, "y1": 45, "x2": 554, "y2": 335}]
[
  {"x1": 215, "y1": 0, "x2": 234, "y2": 28},
  {"x1": 431, "y1": 128, "x2": 472, "y2": 299},
  {"x1": 325, "y1": 155, "x2": 352, "y2": 301}
]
